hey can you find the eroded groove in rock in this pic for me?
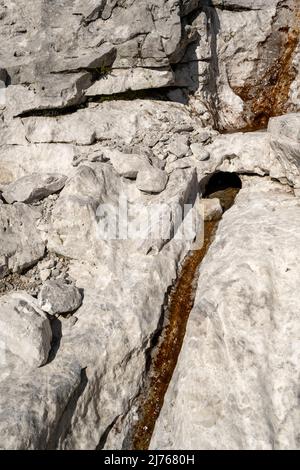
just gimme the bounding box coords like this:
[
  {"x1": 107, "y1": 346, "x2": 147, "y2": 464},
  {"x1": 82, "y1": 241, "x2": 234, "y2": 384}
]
[{"x1": 130, "y1": 175, "x2": 241, "y2": 450}]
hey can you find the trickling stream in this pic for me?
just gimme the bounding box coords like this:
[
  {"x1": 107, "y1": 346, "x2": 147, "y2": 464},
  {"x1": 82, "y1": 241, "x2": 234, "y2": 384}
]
[{"x1": 131, "y1": 173, "x2": 241, "y2": 450}]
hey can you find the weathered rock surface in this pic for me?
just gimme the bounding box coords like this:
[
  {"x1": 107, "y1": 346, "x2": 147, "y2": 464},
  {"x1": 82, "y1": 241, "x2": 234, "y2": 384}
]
[
  {"x1": 38, "y1": 280, "x2": 82, "y2": 316},
  {"x1": 0, "y1": 194, "x2": 199, "y2": 449},
  {"x1": 0, "y1": 292, "x2": 52, "y2": 368},
  {"x1": 151, "y1": 178, "x2": 300, "y2": 450},
  {"x1": 268, "y1": 113, "x2": 300, "y2": 189},
  {"x1": 109, "y1": 151, "x2": 151, "y2": 179},
  {"x1": 0, "y1": 0, "x2": 299, "y2": 453},
  {"x1": 2, "y1": 173, "x2": 67, "y2": 204},
  {"x1": 86, "y1": 68, "x2": 175, "y2": 96},
  {"x1": 0, "y1": 204, "x2": 45, "y2": 278},
  {"x1": 0, "y1": 144, "x2": 76, "y2": 185},
  {"x1": 190, "y1": 143, "x2": 210, "y2": 161},
  {"x1": 0, "y1": 0, "x2": 298, "y2": 128},
  {"x1": 200, "y1": 130, "x2": 273, "y2": 176},
  {"x1": 46, "y1": 162, "x2": 198, "y2": 261},
  {"x1": 136, "y1": 168, "x2": 169, "y2": 194}
]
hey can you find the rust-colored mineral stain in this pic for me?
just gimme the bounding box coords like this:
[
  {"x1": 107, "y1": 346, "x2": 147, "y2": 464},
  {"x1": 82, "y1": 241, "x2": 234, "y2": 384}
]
[
  {"x1": 232, "y1": 9, "x2": 300, "y2": 131},
  {"x1": 131, "y1": 188, "x2": 239, "y2": 450}
]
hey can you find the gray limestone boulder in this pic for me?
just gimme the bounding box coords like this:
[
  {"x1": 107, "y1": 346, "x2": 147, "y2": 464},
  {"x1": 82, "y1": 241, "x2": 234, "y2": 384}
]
[
  {"x1": 38, "y1": 280, "x2": 83, "y2": 316},
  {"x1": 136, "y1": 168, "x2": 169, "y2": 194},
  {"x1": 109, "y1": 150, "x2": 151, "y2": 179},
  {"x1": 0, "y1": 292, "x2": 52, "y2": 368}
]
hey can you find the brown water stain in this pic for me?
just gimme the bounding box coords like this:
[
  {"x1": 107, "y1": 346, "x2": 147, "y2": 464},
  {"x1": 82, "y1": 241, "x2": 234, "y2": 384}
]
[
  {"x1": 232, "y1": 6, "x2": 300, "y2": 131},
  {"x1": 131, "y1": 187, "x2": 239, "y2": 450}
]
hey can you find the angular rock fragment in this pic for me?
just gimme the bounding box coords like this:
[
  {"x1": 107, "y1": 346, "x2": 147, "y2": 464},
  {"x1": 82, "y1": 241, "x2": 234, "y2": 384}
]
[
  {"x1": 38, "y1": 279, "x2": 83, "y2": 316},
  {"x1": 109, "y1": 150, "x2": 151, "y2": 179},
  {"x1": 136, "y1": 168, "x2": 169, "y2": 194},
  {"x1": 0, "y1": 292, "x2": 52, "y2": 368},
  {"x1": 167, "y1": 135, "x2": 190, "y2": 159},
  {"x1": 190, "y1": 143, "x2": 210, "y2": 161},
  {"x1": 0, "y1": 0, "x2": 299, "y2": 453},
  {"x1": 2, "y1": 173, "x2": 67, "y2": 204}
]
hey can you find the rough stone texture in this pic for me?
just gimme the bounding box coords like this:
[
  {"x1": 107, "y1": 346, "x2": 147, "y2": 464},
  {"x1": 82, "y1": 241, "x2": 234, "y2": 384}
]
[
  {"x1": 0, "y1": 0, "x2": 298, "y2": 128},
  {"x1": 0, "y1": 204, "x2": 45, "y2": 278},
  {"x1": 38, "y1": 280, "x2": 82, "y2": 316},
  {"x1": 0, "y1": 174, "x2": 199, "y2": 449},
  {"x1": 201, "y1": 130, "x2": 274, "y2": 176},
  {"x1": 0, "y1": 0, "x2": 197, "y2": 114},
  {"x1": 166, "y1": 135, "x2": 190, "y2": 159},
  {"x1": 177, "y1": 0, "x2": 300, "y2": 130},
  {"x1": 151, "y1": 178, "x2": 300, "y2": 450},
  {"x1": 0, "y1": 292, "x2": 52, "y2": 368},
  {"x1": 86, "y1": 68, "x2": 175, "y2": 96},
  {"x1": 190, "y1": 143, "x2": 210, "y2": 161},
  {"x1": 2, "y1": 173, "x2": 67, "y2": 204},
  {"x1": 46, "y1": 163, "x2": 198, "y2": 260},
  {"x1": 108, "y1": 150, "x2": 151, "y2": 179},
  {"x1": 0, "y1": 0, "x2": 299, "y2": 452},
  {"x1": 268, "y1": 113, "x2": 300, "y2": 189},
  {"x1": 0, "y1": 144, "x2": 76, "y2": 185},
  {"x1": 136, "y1": 168, "x2": 169, "y2": 194}
]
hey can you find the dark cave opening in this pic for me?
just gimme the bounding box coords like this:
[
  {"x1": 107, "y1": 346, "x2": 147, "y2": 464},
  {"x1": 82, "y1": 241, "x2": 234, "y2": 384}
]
[{"x1": 202, "y1": 171, "x2": 242, "y2": 197}]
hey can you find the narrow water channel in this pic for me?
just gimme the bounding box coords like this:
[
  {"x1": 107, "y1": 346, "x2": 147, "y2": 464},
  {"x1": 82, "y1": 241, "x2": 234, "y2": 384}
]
[{"x1": 131, "y1": 173, "x2": 241, "y2": 450}]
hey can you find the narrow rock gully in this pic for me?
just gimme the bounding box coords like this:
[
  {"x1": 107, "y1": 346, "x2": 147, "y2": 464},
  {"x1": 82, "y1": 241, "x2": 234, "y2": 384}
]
[{"x1": 130, "y1": 172, "x2": 242, "y2": 450}]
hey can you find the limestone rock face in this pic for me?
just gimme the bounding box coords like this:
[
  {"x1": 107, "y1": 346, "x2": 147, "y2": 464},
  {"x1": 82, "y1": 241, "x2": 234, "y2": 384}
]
[
  {"x1": 0, "y1": 204, "x2": 45, "y2": 278},
  {"x1": 151, "y1": 179, "x2": 300, "y2": 450},
  {"x1": 190, "y1": 143, "x2": 210, "y2": 161},
  {"x1": 0, "y1": 292, "x2": 52, "y2": 368},
  {"x1": 268, "y1": 113, "x2": 300, "y2": 189},
  {"x1": 0, "y1": 0, "x2": 299, "y2": 453},
  {"x1": 178, "y1": 0, "x2": 300, "y2": 130}
]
